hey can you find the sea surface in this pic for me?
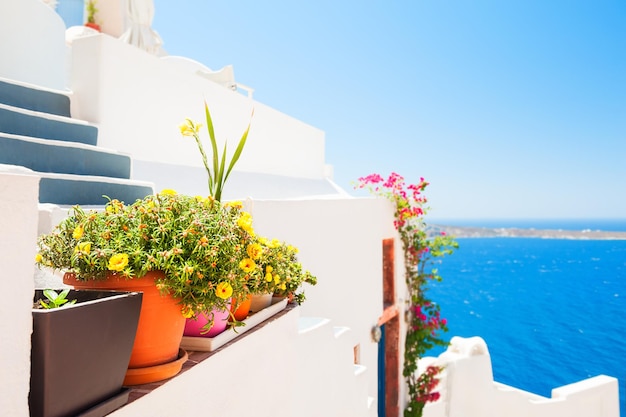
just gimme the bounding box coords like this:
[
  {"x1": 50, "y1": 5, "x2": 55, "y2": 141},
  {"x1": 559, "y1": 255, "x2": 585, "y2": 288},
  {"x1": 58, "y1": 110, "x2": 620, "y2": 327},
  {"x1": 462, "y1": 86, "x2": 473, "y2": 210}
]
[{"x1": 425, "y1": 219, "x2": 626, "y2": 413}]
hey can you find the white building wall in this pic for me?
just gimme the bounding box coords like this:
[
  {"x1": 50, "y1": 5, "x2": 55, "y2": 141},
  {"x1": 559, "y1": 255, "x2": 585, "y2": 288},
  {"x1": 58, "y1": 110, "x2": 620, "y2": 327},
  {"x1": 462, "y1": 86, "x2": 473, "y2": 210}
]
[
  {"x1": 0, "y1": 171, "x2": 40, "y2": 417},
  {"x1": 69, "y1": 34, "x2": 326, "y2": 179},
  {"x1": 0, "y1": 0, "x2": 67, "y2": 90},
  {"x1": 249, "y1": 197, "x2": 402, "y2": 405},
  {"x1": 423, "y1": 336, "x2": 620, "y2": 417}
]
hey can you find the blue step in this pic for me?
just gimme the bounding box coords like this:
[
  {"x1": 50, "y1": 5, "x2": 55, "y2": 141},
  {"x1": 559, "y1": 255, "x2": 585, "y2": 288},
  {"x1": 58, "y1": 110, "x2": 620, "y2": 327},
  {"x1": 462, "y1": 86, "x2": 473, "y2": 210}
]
[
  {"x1": 0, "y1": 77, "x2": 71, "y2": 117},
  {"x1": 0, "y1": 133, "x2": 131, "y2": 179},
  {"x1": 38, "y1": 173, "x2": 154, "y2": 206},
  {"x1": 0, "y1": 77, "x2": 153, "y2": 206},
  {"x1": 0, "y1": 104, "x2": 97, "y2": 146}
]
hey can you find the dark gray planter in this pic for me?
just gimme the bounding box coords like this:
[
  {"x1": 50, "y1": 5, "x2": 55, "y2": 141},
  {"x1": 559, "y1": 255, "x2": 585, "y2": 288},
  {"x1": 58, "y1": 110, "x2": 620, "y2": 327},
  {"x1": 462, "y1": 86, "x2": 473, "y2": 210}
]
[{"x1": 30, "y1": 289, "x2": 143, "y2": 417}]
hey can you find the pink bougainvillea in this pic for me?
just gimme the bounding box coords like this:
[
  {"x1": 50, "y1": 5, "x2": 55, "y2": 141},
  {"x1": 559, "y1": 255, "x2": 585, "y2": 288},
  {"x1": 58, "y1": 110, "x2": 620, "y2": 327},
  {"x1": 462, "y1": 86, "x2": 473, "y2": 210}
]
[{"x1": 356, "y1": 172, "x2": 457, "y2": 417}]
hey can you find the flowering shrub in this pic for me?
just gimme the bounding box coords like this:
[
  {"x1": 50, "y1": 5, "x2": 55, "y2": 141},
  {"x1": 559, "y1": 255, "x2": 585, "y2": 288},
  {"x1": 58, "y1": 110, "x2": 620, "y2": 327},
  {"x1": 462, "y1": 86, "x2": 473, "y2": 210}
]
[
  {"x1": 355, "y1": 172, "x2": 457, "y2": 417},
  {"x1": 414, "y1": 365, "x2": 442, "y2": 406},
  {"x1": 241, "y1": 236, "x2": 317, "y2": 303},
  {"x1": 36, "y1": 190, "x2": 254, "y2": 317}
]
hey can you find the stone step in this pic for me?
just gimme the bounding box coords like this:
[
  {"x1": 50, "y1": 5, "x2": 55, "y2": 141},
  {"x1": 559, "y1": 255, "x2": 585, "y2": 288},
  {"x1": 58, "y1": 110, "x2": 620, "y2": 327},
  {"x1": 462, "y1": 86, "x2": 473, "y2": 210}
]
[
  {"x1": 0, "y1": 165, "x2": 153, "y2": 206},
  {"x1": 0, "y1": 133, "x2": 131, "y2": 179},
  {"x1": 37, "y1": 172, "x2": 154, "y2": 206},
  {"x1": 0, "y1": 103, "x2": 97, "y2": 146},
  {"x1": 0, "y1": 77, "x2": 71, "y2": 117}
]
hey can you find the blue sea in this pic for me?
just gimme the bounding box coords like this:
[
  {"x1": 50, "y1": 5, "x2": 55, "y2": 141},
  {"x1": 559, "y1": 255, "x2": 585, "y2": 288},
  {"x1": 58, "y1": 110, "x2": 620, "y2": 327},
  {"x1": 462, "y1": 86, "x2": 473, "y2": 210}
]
[{"x1": 426, "y1": 219, "x2": 626, "y2": 413}]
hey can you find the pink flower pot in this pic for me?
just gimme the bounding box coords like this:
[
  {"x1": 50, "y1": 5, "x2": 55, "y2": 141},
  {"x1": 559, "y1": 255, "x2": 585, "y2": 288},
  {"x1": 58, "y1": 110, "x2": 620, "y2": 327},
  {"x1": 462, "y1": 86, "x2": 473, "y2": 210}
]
[{"x1": 184, "y1": 306, "x2": 230, "y2": 338}]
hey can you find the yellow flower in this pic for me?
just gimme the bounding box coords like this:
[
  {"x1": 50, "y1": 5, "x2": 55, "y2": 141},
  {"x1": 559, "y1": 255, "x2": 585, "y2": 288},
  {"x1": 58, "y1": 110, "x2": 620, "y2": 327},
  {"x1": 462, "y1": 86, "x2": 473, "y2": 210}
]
[
  {"x1": 246, "y1": 243, "x2": 262, "y2": 260},
  {"x1": 179, "y1": 118, "x2": 201, "y2": 137},
  {"x1": 181, "y1": 306, "x2": 194, "y2": 319},
  {"x1": 35, "y1": 253, "x2": 43, "y2": 263},
  {"x1": 216, "y1": 282, "x2": 233, "y2": 299},
  {"x1": 105, "y1": 199, "x2": 124, "y2": 214},
  {"x1": 265, "y1": 272, "x2": 273, "y2": 283},
  {"x1": 72, "y1": 225, "x2": 84, "y2": 239},
  {"x1": 265, "y1": 265, "x2": 273, "y2": 274},
  {"x1": 225, "y1": 200, "x2": 243, "y2": 209},
  {"x1": 74, "y1": 241, "x2": 92, "y2": 254},
  {"x1": 239, "y1": 258, "x2": 256, "y2": 273},
  {"x1": 237, "y1": 212, "x2": 254, "y2": 233},
  {"x1": 108, "y1": 253, "x2": 129, "y2": 271},
  {"x1": 273, "y1": 274, "x2": 281, "y2": 284},
  {"x1": 160, "y1": 189, "x2": 177, "y2": 196}
]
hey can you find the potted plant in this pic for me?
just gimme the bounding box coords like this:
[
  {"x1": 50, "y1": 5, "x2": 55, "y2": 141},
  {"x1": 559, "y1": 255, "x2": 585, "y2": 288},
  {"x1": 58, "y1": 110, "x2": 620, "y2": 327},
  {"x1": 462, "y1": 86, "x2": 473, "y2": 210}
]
[
  {"x1": 179, "y1": 103, "x2": 318, "y2": 313},
  {"x1": 30, "y1": 288, "x2": 142, "y2": 417},
  {"x1": 267, "y1": 239, "x2": 318, "y2": 305},
  {"x1": 36, "y1": 190, "x2": 254, "y2": 384},
  {"x1": 234, "y1": 235, "x2": 318, "y2": 314},
  {"x1": 84, "y1": 0, "x2": 100, "y2": 31},
  {"x1": 178, "y1": 103, "x2": 255, "y2": 334}
]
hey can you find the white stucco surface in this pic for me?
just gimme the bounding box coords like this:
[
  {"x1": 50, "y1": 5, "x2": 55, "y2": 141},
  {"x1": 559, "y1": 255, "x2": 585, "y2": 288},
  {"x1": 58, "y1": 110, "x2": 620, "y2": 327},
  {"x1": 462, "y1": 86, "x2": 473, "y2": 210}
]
[
  {"x1": 422, "y1": 336, "x2": 620, "y2": 417},
  {"x1": 0, "y1": 0, "x2": 67, "y2": 90},
  {"x1": 69, "y1": 34, "x2": 326, "y2": 180},
  {"x1": 0, "y1": 172, "x2": 40, "y2": 417}
]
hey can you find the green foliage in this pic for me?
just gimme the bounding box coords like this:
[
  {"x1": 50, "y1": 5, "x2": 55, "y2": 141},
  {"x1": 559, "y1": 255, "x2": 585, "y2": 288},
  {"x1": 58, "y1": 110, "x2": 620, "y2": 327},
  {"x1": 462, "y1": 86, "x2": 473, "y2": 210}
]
[
  {"x1": 38, "y1": 289, "x2": 76, "y2": 309},
  {"x1": 241, "y1": 237, "x2": 318, "y2": 303},
  {"x1": 180, "y1": 103, "x2": 253, "y2": 202},
  {"x1": 85, "y1": 0, "x2": 97, "y2": 24},
  {"x1": 36, "y1": 192, "x2": 255, "y2": 317}
]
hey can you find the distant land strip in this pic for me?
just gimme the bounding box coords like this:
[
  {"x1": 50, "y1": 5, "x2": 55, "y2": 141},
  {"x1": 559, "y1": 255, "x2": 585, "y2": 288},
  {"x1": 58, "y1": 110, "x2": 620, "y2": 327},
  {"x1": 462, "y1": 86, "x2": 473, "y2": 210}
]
[{"x1": 431, "y1": 225, "x2": 626, "y2": 240}]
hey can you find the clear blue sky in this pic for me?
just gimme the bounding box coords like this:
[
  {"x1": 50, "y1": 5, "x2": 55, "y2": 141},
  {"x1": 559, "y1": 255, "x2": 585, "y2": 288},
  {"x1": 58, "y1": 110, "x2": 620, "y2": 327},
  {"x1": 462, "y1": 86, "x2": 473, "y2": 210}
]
[{"x1": 152, "y1": 1, "x2": 625, "y2": 219}]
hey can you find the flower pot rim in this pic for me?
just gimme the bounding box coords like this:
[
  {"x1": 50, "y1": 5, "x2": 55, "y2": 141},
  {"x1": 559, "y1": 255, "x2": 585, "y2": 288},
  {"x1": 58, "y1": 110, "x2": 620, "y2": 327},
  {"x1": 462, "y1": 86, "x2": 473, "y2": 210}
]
[{"x1": 33, "y1": 289, "x2": 141, "y2": 312}]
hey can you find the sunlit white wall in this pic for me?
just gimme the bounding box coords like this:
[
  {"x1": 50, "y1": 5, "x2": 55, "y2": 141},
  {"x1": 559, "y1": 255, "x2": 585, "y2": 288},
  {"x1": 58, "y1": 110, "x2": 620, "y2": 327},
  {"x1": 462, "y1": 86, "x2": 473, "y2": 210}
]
[{"x1": 0, "y1": 172, "x2": 39, "y2": 417}]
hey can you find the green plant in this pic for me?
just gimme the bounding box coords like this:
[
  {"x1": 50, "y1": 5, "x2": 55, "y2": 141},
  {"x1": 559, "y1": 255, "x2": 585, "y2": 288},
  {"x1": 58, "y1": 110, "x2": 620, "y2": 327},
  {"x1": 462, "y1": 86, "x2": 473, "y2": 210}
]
[
  {"x1": 35, "y1": 289, "x2": 77, "y2": 309},
  {"x1": 36, "y1": 191, "x2": 255, "y2": 317},
  {"x1": 85, "y1": 0, "x2": 97, "y2": 24},
  {"x1": 355, "y1": 172, "x2": 457, "y2": 417},
  {"x1": 239, "y1": 236, "x2": 317, "y2": 303},
  {"x1": 179, "y1": 103, "x2": 253, "y2": 202}
]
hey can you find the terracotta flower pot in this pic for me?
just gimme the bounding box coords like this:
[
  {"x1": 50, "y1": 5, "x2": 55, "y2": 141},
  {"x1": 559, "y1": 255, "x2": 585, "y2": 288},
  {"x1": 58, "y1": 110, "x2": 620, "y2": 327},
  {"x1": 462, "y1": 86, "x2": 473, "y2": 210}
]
[
  {"x1": 63, "y1": 271, "x2": 186, "y2": 384},
  {"x1": 84, "y1": 22, "x2": 101, "y2": 31},
  {"x1": 230, "y1": 294, "x2": 252, "y2": 321}
]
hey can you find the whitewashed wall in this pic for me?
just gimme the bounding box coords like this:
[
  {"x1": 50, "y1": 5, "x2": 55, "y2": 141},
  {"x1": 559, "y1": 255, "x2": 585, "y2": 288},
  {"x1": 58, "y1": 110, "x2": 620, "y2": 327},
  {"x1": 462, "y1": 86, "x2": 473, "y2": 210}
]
[
  {"x1": 250, "y1": 197, "x2": 403, "y2": 406},
  {"x1": 0, "y1": 0, "x2": 67, "y2": 90},
  {"x1": 0, "y1": 171, "x2": 40, "y2": 417},
  {"x1": 422, "y1": 336, "x2": 620, "y2": 417},
  {"x1": 69, "y1": 34, "x2": 326, "y2": 179}
]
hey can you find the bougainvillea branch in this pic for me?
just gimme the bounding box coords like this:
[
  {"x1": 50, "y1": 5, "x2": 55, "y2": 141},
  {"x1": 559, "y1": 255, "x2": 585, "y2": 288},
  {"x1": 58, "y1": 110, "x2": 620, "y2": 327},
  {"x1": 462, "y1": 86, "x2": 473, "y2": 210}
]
[{"x1": 355, "y1": 172, "x2": 457, "y2": 417}]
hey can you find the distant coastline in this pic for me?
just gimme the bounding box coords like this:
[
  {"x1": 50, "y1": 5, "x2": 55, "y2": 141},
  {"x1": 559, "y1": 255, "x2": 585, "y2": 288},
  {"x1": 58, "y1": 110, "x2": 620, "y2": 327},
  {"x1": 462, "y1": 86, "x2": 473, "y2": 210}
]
[{"x1": 432, "y1": 225, "x2": 626, "y2": 240}]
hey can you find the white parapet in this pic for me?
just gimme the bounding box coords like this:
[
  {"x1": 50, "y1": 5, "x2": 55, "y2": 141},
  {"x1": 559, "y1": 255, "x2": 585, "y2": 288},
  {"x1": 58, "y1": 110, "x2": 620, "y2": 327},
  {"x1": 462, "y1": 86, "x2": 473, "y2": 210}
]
[
  {"x1": 69, "y1": 34, "x2": 327, "y2": 180},
  {"x1": 0, "y1": 0, "x2": 67, "y2": 90},
  {"x1": 0, "y1": 170, "x2": 40, "y2": 417},
  {"x1": 421, "y1": 336, "x2": 620, "y2": 417}
]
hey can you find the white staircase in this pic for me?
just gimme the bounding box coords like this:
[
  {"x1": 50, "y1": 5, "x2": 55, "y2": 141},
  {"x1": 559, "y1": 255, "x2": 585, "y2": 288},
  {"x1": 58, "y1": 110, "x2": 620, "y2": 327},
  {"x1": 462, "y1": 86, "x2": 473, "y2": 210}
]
[{"x1": 295, "y1": 317, "x2": 376, "y2": 417}]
